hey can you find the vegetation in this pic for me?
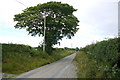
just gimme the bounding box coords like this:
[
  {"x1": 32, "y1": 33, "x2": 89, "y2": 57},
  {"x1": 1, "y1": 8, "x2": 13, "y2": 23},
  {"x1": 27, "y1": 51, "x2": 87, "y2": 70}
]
[
  {"x1": 0, "y1": 44, "x2": 2, "y2": 73},
  {"x1": 2, "y1": 43, "x2": 74, "y2": 75},
  {"x1": 14, "y1": 1, "x2": 79, "y2": 53},
  {"x1": 75, "y1": 38, "x2": 120, "y2": 78}
]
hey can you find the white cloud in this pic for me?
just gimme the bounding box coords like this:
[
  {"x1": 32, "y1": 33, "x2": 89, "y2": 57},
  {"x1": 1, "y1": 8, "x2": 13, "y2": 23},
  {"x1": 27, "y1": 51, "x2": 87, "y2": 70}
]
[
  {"x1": 0, "y1": 34, "x2": 43, "y2": 47},
  {"x1": 0, "y1": 0, "x2": 119, "y2": 48}
]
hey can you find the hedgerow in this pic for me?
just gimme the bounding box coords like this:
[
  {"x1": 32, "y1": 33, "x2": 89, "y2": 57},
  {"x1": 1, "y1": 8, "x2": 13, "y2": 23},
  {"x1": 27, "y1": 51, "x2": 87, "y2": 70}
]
[{"x1": 76, "y1": 38, "x2": 120, "y2": 78}]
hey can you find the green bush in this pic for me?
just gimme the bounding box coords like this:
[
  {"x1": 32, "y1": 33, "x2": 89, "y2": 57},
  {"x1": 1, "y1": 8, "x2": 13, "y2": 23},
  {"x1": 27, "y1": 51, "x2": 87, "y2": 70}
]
[
  {"x1": 75, "y1": 38, "x2": 120, "y2": 78},
  {"x1": 2, "y1": 43, "x2": 73, "y2": 75}
]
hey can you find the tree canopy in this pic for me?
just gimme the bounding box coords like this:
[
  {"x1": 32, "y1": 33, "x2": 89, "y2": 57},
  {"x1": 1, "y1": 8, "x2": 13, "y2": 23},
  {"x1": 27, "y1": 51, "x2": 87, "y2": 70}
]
[{"x1": 14, "y1": 1, "x2": 79, "y2": 53}]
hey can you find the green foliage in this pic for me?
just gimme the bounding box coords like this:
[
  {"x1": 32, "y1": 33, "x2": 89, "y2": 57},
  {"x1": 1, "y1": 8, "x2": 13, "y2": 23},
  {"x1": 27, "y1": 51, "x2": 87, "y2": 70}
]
[
  {"x1": 75, "y1": 52, "x2": 100, "y2": 78},
  {"x1": 75, "y1": 38, "x2": 120, "y2": 78},
  {"x1": 2, "y1": 43, "x2": 73, "y2": 74},
  {"x1": 0, "y1": 44, "x2": 2, "y2": 72},
  {"x1": 14, "y1": 1, "x2": 79, "y2": 53},
  {"x1": 83, "y1": 38, "x2": 119, "y2": 66},
  {"x1": 75, "y1": 47, "x2": 79, "y2": 51}
]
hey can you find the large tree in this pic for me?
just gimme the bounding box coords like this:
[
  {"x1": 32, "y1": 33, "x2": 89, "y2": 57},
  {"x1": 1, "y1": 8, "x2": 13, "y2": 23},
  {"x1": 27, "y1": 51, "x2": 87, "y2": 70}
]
[{"x1": 14, "y1": 1, "x2": 79, "y2": 53}]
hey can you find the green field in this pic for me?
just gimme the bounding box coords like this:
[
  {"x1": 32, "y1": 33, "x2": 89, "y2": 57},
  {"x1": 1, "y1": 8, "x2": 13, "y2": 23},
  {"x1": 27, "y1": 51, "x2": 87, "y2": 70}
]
[
  {"x1": 74, "y1": 38, "x2": 120, "y2": 78},
  {"x1": 2, "y1": 43, "x2": 74, "y2": 75}
]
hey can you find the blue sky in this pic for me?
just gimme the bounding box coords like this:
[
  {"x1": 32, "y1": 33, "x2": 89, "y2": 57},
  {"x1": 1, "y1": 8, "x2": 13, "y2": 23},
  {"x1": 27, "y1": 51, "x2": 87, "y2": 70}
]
[{"x1": 0, "y1": 0, "x2": 119, "y2": 48}]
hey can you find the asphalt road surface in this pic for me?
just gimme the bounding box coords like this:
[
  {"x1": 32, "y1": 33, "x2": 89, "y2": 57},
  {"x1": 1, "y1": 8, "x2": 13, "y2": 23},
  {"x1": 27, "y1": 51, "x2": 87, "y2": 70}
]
[{"x1": 16, "y1": 53, "x2": 77, "y2": 78}]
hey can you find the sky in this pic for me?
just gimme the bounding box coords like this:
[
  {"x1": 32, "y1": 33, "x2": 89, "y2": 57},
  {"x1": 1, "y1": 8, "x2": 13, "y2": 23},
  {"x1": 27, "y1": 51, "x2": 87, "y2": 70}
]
[{"x1": 0, "y1": 0, "x2": 119, "y2": 48}]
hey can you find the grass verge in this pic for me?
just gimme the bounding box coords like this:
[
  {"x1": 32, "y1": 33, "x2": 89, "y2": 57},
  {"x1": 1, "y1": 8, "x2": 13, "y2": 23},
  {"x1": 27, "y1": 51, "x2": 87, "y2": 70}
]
[
  {"x1": 74, "y1": 51, "x2": 105, "y2": 78},
  {"x1": 2, "y1": 43, "x2": 74, "y2": 76}
]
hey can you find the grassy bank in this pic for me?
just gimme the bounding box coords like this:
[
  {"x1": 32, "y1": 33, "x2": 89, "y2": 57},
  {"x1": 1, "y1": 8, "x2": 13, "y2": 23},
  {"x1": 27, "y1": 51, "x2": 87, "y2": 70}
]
[
  {"x1": 74, "y1": 38, "x2": 120, "y2": 78},
  {"x1": 2, "y1": 43, "x2": 74, "y2": 75},
  {"x1": 0, "y1": 44, "x2": 2, "y2": 73}
]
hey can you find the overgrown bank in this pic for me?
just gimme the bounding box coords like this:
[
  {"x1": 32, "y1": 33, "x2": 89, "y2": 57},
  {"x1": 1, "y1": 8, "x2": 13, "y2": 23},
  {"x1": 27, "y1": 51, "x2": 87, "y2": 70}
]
[
  {"x1": 2, "y1": 43, "x2": 74, "y2": 75},
  {"x1": 75, "y1": 38, "x2": 120, "y2": 78}
]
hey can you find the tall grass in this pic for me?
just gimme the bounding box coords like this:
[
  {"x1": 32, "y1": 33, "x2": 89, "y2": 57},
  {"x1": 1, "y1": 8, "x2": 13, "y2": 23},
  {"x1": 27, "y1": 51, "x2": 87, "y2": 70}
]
[
  {"x1": 2, "y1": 43, "x2": 73, "y2": 74},
  {"x1": 0, "y1": 44, "x2": 2, "y2": 73},
  {"x1": 75, "y1": 52, "x2": 100, "y2": 78},
  {"x1": 75, "y1": 38, "x2": 120, "y2": 78}
]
